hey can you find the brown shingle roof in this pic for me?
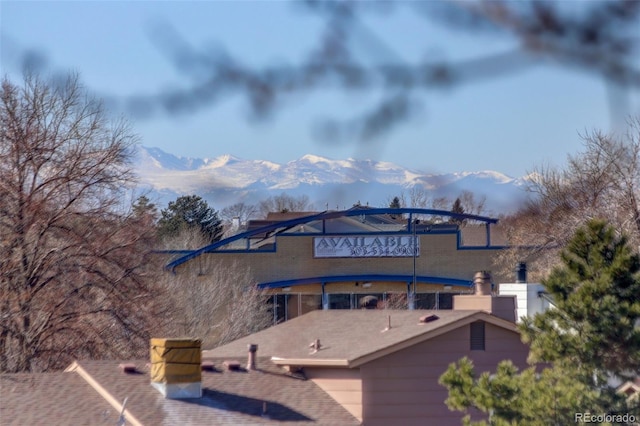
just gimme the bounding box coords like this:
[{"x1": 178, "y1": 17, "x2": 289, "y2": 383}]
[
  {"x1": 204, "y1": 310, "x2": 517, "y2": 367},
  {"x1": 69, "y1": 358, "x2": 360, "y2": 425},
  {"x1": 0, "y1": 372, "x2": 117, "y2": 426},
  {"x1": 265, "y1": 212, "x2": 321, "y2": 221}
]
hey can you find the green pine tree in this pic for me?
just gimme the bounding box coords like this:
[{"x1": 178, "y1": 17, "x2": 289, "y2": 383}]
[
  {"x1": 389, "y1": 196, "x2": 402, "y2": 209},
  {"x1": 521, "y1": 219, "x2": 640, "y2": 380},
  {"x1": 440, "y1": 220, "x2": 640, "y2": 424},
  {"x1": 158, "y1": 195, "x2": 223, "y2": 243},
  {"x1": 450, "y1": 197, "x2": 465, "y2": 225},
  {"x1": 440, "y1": 359, "x2": 603, "y2": 426},
  {"x1": 132, "y1": 195, "x2": 158, "y2": 222}
]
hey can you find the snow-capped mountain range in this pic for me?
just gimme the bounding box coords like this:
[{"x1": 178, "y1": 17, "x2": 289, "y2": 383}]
[{"x1": 134, "y1": 146, "x2": 533, "y2": 214}]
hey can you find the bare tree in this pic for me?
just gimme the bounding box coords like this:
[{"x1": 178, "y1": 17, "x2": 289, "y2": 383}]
[
  {"x1": 220, "y1": 202, "x2": 258, "y2": 236},
  {"x1": 217, "y1": 282, "x2": 273, "y2": 346},
  {"x1": 381, "y1": 293, "x2": 408, "y2": 310},
  {"x1": 94, "y1": 1, "x2": 639, "y2": 142},
  {"x1": 159, "y1": 221, "x2": 211, "y2": 250},
  {"x1": 10, "y1": 3, "x2": 638, "y2": 159},
  {"x1": 384, "y1": 187, "x2": 487, "y2": 225},
  {"x1": 159, "y1": 259, "x2": 272, "y2": 349},
  {"x1": 408, "y1": 186, "x2": 429, "y2": 209},
  {"x1": 220, "y1": 202, "x2": 257, "y2": 224},
  {"x1": 496, "y1": 118, "x2": 640, "y2": 281},
  {"x1": 258, "y1": 193, "x2": 313, "y2": 217},
  {"x1": 0, "y1": 73, "x2": 161, "y2": 372},
  {"x1": 458, "y1": 190, "x2": 487, "y2": 217}
]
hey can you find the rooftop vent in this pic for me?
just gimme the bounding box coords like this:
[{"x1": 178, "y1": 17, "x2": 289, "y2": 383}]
[
  {"x1": 201, "y1": 360, "x2": 216, "y2": 372},
  {"x1": 223, "y1": 360, "x2": 242, "y2": 371},
  {"x1": 309, "y1": 339, "x2": 322, "y2": 354},
  {"x1": 419, "y1": 314, "x2": 439, "y2": 323},
  {"x1": 470, "y1": 321, "x2": 486, "y2": 350},
  {"x1": 118, "y1": 363, "x2": 137, "y2": 374},
  {"x1": 247, "y1": 344, "x2": 258, "y2": 371}
]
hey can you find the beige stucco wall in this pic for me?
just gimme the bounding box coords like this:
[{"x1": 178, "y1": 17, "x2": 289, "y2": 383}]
[
  {"x1": 358, "y1": 322, "x2": 530, "y2": 426},
  {"x1": 175, "y1": 232, "x2": 507, "y2": 292},
  {"x1": 304, "y1": 367, "x2": 364, "y2": 421},
  {"x1": 453, "y1": 295, "x2": 518, "y2": 323}
]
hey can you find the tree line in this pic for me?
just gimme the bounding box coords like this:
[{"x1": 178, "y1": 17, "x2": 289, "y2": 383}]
[{"x1": 148, "y1": 192, "x2": 314, "y2": 249}]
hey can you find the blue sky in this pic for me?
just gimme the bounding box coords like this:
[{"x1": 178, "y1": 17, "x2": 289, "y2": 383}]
[{"x1": 2, "y1": 1, "x2": 638, "y2": 178}]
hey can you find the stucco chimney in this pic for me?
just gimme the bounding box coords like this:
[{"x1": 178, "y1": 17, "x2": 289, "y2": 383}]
[
  {"x1": 454, "y1": 272, "x2": 517, "y2": 323},
  {"x1": 150, "y1": 338, "x2": 202, "y2": 399},
  {"x1": 247, "y1": 344, "x2": 258, "y2": 370}
]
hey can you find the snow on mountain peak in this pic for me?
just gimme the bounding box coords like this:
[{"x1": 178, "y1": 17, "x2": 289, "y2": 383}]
[
  {"x1": 470, "y1": 170, "x2": 514, "y2": 183},
  {"x1": 300, "y1": 154, "x2": 331, "y2": 164},
  {"x1": 134, "y1": 146, "x2": 530, "y2": 213},
  {"x1": 207, "y1": 154, "x2": 242, "y2": 168}
]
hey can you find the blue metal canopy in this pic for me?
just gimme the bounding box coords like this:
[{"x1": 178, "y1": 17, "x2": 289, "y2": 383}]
[
  {"x1": 166, "y1": 207, "x2": 499, "y2": 272},
  {"x1": 257, "y1": 274, "x2": 474, "y2": 289}
]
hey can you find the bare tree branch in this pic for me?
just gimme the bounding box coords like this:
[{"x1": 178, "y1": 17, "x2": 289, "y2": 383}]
[
  {"x1": 496, "y1": 118, "x2": 640, "y2": 280},
  {"x1": 0, "y1": 73, "x2": 162, "y2": 372}
]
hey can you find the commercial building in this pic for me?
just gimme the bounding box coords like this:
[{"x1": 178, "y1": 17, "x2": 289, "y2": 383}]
[{"x1": 166, "y1": 207, "x2": 511, "y2": 321}]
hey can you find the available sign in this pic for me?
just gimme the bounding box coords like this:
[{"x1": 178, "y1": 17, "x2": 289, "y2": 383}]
[{"x1": 313, "y1": 235, "x2": 419, "y2": 258}]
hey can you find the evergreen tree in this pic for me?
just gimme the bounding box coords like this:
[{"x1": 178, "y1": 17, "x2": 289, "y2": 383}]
[
  {"x1": 521, "y1": 219, "x2": 640, "y2": 380},
  {"x1": 389, "y1": 196, "x2": 402, "y2": 209},
  {"x1": 158, "y1": 195, "x2": 223, "y2": 243},
  {"x1": 440, "y1": 359, "x2": 604, "y2": 426},
  {"x1": 388, "y1": 196, "x2": 402, "y2": 220},
  {"x1": 440, "y1": 220, "x2": 640, "y2": 424},
  {"x1": 450, "y1": 197, "x2": 466, "y2": 225},
  {"x1": 132, "y1": 195, "x2": 158, "y2": 225}
]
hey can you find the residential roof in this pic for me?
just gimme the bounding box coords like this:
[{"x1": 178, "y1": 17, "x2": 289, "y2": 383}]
[
  {"x1": 204, "y1": 309, "x2": 518, "y2": 368},
  {"x1": 265, "y1": 211, "x2": 321, "y2": 221},
  {"x1": 66, "y1": 358, "x2": 360, "y2": 426},
  {"x1": 617, "y1": 377, "x2": 640, "y2": 394},
  {"x1": 0, "y1": 372, "x2": 118, "y2": 426}
]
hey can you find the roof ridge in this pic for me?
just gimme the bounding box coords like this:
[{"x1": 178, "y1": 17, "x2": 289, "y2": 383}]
[{"x1": 65, "y1": 361, "x2": 144, "y2": 426}]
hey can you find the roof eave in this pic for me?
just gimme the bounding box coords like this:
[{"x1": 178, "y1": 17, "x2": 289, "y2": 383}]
[
  {"x1": 270, "y1": 312, "x2": 520, "y2": 369},
  {"x1": 65, "y1": 361, "x2": 144, "y2": 426},
  {"x1": 270, "y1": 357, "x2": 350, "y2": 367},
  {"x1": 348, "y1": 311, "x2": 520, "y2": 367}
]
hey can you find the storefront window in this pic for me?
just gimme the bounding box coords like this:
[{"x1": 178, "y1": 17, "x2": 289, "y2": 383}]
[
  {"x1": 329, "y1": 294, "x2": 352, "y2": 309},
  {"x1": 415, "y1": 293, "x2": 437, "y2": 309}
]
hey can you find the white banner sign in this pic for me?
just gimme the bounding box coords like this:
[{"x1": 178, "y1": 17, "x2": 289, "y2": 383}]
[{"x1": 313, "y1": 235, "x2": 419, "y2": 258}]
